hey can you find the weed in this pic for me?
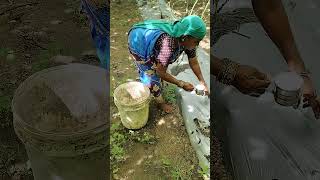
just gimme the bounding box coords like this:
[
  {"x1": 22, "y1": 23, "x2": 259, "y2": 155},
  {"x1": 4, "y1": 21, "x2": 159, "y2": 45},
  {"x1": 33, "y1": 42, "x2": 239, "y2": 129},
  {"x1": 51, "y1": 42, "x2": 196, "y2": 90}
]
[
  {"x1": 110, "y1": 122, "x2": 127, "y2": 162},
  {"x1": 138, "y1": 132, "x2": 156, "y2": 144},
  {"x1": 110, "y1": 122, "x2": 130, "y2": 178},
  {"x1": 162, "y1": 83, "x2": 177, "y2": 103},
  {"x1": 110, "y1": 121, "x2": 128, "y2": 177},
  {"x1": 160, "y1": 157, "x2": 183, "y2": 179},
  {"x1": 129, "y1": 131, "x2": 156, "y2": 144},
  {"x1": 186, "y1": 165, "x2": 196, "y2": 179},
  {"x1": 159, "y1": 156, "x2": 197, "y2": 180},
  {"x1": 198, "y1": 162, "x2": 209, "y2": 177},
  {"x1": 170, "y1": 166, "x2": 184, "y2": 180},
  {"x1": 161, "y1": 157, "x2": 171, "y2": 168}
]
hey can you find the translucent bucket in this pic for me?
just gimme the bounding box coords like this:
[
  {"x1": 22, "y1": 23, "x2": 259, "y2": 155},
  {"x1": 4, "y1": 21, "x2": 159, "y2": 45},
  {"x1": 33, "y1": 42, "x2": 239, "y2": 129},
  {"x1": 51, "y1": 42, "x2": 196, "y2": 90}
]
[
  {"x1": 12, "y1": 64, "x2": 108, "y2": 180},
  {"x1": 113, "y1": 81, "x2": 151, "y2": 129}
]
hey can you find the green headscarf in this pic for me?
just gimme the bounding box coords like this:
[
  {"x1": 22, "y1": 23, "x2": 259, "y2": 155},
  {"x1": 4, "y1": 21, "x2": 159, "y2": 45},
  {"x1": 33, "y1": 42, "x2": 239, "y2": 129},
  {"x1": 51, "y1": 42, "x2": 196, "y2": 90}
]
[{"x1": 132, "y1": 15, "x2": 207, "y2": 40}]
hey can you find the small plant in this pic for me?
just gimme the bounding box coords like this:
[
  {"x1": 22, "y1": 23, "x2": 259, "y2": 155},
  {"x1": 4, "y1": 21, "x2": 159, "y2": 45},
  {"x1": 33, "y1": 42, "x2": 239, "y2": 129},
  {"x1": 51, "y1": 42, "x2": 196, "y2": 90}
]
[
  {"x1": 138, "y1": 132, "x2": 156, "y2": 144},
  {"x1": 198, "y1": 162, "x2": 209, "y2": 177},
  {"x1": 110, "y1": 122, "x2": 127, "y2": 162},
  {"x1": 170, "y1": 166, "x2": 183, "y2": 180},
  {"x1": 186, "y1": 165, "x2": 195, "y2": 179},
  {"x1": 129, "y1": 131, "x2": 156, "y2": 144},
  {"x1": 161, "y1": 157, "x2": 171, "y2": 168},
  {"x1": 110, "y1": 122, "x2": 128, "y2": 177},
  {"x1": 110, "y1": 143, "x2": 125, "y2": 161},
  {"x1": 162, "y1": 83, "x2": 177, "y2": 104},
  {"x1": 160, "y1": 157, "x2": 189, "y2": 180}
]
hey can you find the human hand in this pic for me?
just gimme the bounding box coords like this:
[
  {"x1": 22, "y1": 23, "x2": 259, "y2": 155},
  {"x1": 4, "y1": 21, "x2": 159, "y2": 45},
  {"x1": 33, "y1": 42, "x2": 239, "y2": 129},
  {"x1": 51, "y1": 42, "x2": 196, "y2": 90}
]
[
  {"x1": 200, "y1": 81, "x2": 210, "y2": 96},
  {"x1": 302, "y1": 77, "x2": 320, "y2": 119},
  {"x1": 232, "y1": 65, "x2": 271, "y2": 97},
  {"x1": 182, "y1": 82, "x2": 195, "y2": 91}
]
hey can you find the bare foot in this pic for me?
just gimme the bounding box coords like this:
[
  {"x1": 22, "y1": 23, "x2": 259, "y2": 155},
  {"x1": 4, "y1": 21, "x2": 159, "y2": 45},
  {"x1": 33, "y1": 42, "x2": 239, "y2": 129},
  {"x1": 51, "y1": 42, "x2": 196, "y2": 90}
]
[{"x1": 159, "y1": 103, "x2": 174, "y2": 113}]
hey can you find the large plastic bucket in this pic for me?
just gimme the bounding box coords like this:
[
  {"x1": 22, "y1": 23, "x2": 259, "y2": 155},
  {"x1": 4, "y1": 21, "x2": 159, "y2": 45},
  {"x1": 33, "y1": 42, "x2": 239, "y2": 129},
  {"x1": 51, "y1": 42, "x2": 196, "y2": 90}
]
[
  {"x1": 12, "y1": 64, "x2": 108, "y2": 180},
  {"x1": 113, "y1": 81, "x2": 151, "y2": 129}
]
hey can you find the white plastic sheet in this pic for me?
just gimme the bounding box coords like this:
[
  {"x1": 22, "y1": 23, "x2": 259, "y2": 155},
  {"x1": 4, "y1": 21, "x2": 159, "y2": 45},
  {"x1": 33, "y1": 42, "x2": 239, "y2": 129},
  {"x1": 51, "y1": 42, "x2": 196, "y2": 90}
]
[{"x1": 169, "y1": 49, "x2": 211, "y2": 180}]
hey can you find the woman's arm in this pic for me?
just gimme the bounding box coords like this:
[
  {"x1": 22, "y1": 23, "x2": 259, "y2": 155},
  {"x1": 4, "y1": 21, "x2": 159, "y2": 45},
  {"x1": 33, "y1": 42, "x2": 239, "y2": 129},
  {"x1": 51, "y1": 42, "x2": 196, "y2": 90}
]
[
  {"x1": 251, "y1": 0, "x2": 319, "y2": 118},
  {"x1": 153, "y1": 34, "x2": 194, "y2": 90},
  {"x1": 189, "y1": 57, "x2": 206, "y2": 84},
  {"x1": 155, "y1": 63, "x2": 182, "y2": 86},
  {"x1": 251, "y1": 0, "x2": 306, "y2": 73},
  {"x1": 210, "y1": 54, "x2": 224, "y2": 76},
  {"x1": 155, "y1": 63, "x2": 194, "y2": 91}
]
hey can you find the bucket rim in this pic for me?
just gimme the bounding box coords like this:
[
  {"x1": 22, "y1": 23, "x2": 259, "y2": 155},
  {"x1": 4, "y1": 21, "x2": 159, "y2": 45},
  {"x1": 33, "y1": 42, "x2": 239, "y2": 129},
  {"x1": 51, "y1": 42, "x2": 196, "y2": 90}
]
[
  {"x1": 11, "y1": 64, "x2": 108, "y2": 137},
  {"x1": 113, "y1": 81, "x2": 151, "y2": 107},
  {"x1": 13, "y1": 114, "x2": 108, "y2": 139}
]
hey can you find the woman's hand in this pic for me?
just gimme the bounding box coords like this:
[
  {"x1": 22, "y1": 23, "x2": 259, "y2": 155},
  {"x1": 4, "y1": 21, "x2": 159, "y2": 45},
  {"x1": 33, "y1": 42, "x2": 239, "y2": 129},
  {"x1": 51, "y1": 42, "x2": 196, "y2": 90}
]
[
  {"x1": 287, "y1": 58, "x2": 320, "y2": 119},
  {"x1": 232, "y1": 65, "x2": 271, "y2": 97},
  {"x1": 302, "y1": 77, "x2": 320, "y2": 119},
  {"x1": 200, "y1": 81, "x2": 210, "y2": 95},
  {"x1": 182, "y1": 82, "x2": 195, "y2": 91}
]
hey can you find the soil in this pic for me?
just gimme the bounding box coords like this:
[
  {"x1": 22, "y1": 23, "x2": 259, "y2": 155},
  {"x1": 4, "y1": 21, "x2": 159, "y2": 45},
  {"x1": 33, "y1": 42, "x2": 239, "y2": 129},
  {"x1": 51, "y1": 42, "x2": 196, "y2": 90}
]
[
  {"x1": 0, "y1": 0, "x2": 101, "y2": 179},
  {"x1": 111, "y1": 101, "x2": 202, "y2": 180},
  {"x1": 114, "y1": 83, "x2": 149, "y2": 105},
  {"x1": 116, "y1": 89, "x2": 137, "y2": 104}
]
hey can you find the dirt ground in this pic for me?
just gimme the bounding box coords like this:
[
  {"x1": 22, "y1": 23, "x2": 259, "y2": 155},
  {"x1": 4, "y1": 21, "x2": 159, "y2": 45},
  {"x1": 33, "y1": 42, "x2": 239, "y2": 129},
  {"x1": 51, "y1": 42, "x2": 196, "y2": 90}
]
[{"x1": 0, "y1": 0, "x2": 100, "y2": 179}]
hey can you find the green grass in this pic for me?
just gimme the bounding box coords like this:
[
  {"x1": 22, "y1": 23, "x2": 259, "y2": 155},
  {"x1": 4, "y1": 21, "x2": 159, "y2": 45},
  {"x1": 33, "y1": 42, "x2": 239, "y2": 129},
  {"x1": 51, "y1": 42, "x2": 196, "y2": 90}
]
[
  {"x1": 110, "y1": 121, "x2": 128, "y2": 177},
  {"x1": 110, "y1": 122, "x2": 127, "y2": 162},
  {"x1": 161, "y1": 157, "x2": 171, "y2": 168},
  {"x1": 162, "y1": 83, "x2": 177, "y2": 104},
  {"x1": 170, "y1": 166, "x2": 184, "y2": 180},
  {"x1": 159, "y1": 156, "x2": 195, "y2": 180},
  {"x1": 129, "y1": 131, "x2": 156, "y2": 144},
  {"x1": 198, "y1": 162, "x2": 209, "y2": 177}
]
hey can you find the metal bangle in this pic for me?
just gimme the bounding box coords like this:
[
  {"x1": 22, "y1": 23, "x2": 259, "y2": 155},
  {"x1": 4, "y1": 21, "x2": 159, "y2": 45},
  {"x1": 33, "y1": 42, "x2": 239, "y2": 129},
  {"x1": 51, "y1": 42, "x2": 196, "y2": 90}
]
[
  {"x1": 299, "y1": 70, "x2": 317, "y2": 97},
  {"x1": 217, "y1": 58, "x2": 240, "y2": 85},
  {"x1": 177, "y1": 80, "x2": 185, "y2": 88},
  {"x1": 300, "y1": 70, "x2": 311, "y2": 79}
]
